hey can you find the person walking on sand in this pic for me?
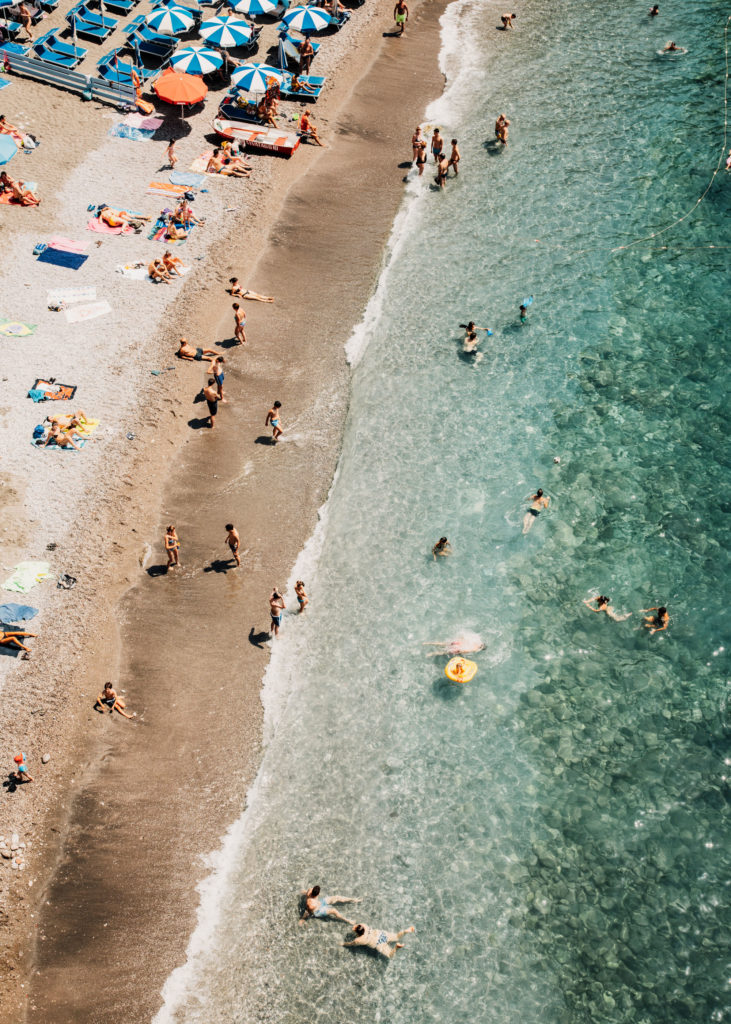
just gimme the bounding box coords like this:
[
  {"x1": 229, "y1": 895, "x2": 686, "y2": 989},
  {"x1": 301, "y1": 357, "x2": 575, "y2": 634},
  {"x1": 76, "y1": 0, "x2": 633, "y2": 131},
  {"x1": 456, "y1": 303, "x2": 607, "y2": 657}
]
[
  {"x1": 432, "y1": 536, "x2": 452, "y2": 560},
  {"x1": 411, "y1": 126, "x2": 423, "y2": 162},
  {"x1": 165, "y1": 525, "x2": 180, "y2": 567},
  {"x1": 211, "y1": 356, "x2": 227, "y2": 403},
  {"x1": 295, "y1": 580, "x2": 308, "y2": 612},
  {"x1": 431, "y1": 127, "x2": 444, "y2": 164},
  {"x1": 11, "y1": 754, "x2": 33, "y2": 784},
  {"x1": 266, "y1": 401, "x2": 283, "y2": 443},
  {"x1": 641, "y1": 605, "x2": 669, "y2": 634},
  {"x1": 583, "y1": 595, "x2": 631, "y2": 622},
  {"x1": 233, "y1": 303, "x2": 246, "y2": 345},
  {"x1": 166, "y1": 139, "x2": 177, "y2": 169},
  {"x1": 300, "y1": 885, "x2": 360, "y2": 924},
  {"x1": 18, "y1": 2, "x2": 33, "y2": 40},
  {"x1": 94, "y1": 682, "x2": 136, "y2": 719},
  {"x1": 522, "y1": 489, "x2": 550, "y2": 533},
  {"x1": 393, "y1": 0, "x2": 408, "y2": 34},
  {"x1": 225, "y1": 524, "x2": 241, "y2": 567},
  {"x1": 204, "y1": 379, "x2": 220, "y2": 429},
  {"x1": 448, "y1": 139, "x2": 461, "y2": 175},
  {"x1": 343, "y1": 923, "x2": 416, "y2": 959},
  {"x1": 270, "y1": 588, "x2": 285, "y2": 637}
]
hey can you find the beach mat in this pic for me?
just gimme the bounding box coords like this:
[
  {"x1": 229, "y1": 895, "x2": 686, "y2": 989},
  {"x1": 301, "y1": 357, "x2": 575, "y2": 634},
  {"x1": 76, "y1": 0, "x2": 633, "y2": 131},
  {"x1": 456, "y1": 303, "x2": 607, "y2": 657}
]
[
  {"x1": 32, "y1": 436, "x2": 87, "y2": 451},
  {"x1": 170, "y1": 171, "x2": 204, "y2": 188},
  {"x1": 47, "y1": 286, "x2": 96, "y2": 304},
  {"x1": 0, "y1": 603, "x2": 38, "y2": 623},
  {"x1": 64, "y1": 301, "x2": 111, "y2": 324},
  {"x1": 36, "y1": 248, "x2": 88, "y2": 270},
  {"x1": 86, "y1": 217, "x2": 135, "y2": 235},
  {"x1": 47, "y1": 236, "x2": 88, "y2": 254},
  {"x1": 2, "y1": 561, "x2": 52, "y2": 594},
  {"x1": 109, "y1": 123, "x2": 156, "y2": 142},
  {"x1": 148, "y1": 219, "x2": 194, "y2": 245},
  {"x1": 116, "y1": 261, "x2": 148, "y2": 280},
  {"x1": 0, "y1": 318, "x2": 36, "y2": 336},
  {"x1": 30, "y1": 379, "x2": 77, "y2": 401},
  {"x1": 146, "y1": 180, "x2": 189, "y2": 200},
  {"x1": 189, "y1": 151, "x2": 216, "y2": 174}
]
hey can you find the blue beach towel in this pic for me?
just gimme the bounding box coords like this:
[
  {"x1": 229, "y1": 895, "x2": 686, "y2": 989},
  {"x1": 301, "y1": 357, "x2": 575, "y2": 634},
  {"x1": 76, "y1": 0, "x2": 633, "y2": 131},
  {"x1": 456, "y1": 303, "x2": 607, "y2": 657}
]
[
  {"x1": 36, "y1": 249, "x2": 88, "y2": 270},
  {"x1": 169, "y1": 171, "x2": 205, "y2": 188},
  {"x1": 0, "y1": 78, "x2": 10, "y2": 91},
  {"x1": 109, "y1": 123, "x2": 156, "y2": 142},
  {"x1": 0, "y1": 603, "x2": 38, "y2": 622}
]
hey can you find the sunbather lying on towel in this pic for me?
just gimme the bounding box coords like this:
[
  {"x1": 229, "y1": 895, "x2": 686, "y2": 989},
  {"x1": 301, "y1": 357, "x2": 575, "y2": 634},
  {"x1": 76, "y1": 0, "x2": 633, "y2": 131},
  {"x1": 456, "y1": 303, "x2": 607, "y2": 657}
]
[
  {"x1": 228, "y1": 278, "x2": 274, "y2": 302},
  {"x1": 178, "y1": 337, "x2": 218, "y2": 362},
  {"x1": 162, "y1": 250, "x2": 184, "y2": 276},
  {"x1": 0, "y1": 629, "x2": 36, "y2": 653},
  {"x1": 299, "y1": 110, "x2": 324, "y2": 147},
  {"x1": 47, "y1": 410, "x2": 87, "y2": 431},
  {"x1": 149, "y1": 258, "x2": 172, "y2": 283},
  {"x1": 43, "y1": 422, "x2": 81, "y2": 449},
  {"x1": 99, "y1": 205, "x2": 149, "y2": 232},
  {"x1": 206, "y1": 148, "x2": 250, "y2": 178},
  {"x1": 0, "y1": 171, "x2": 40, "y2": 205}
]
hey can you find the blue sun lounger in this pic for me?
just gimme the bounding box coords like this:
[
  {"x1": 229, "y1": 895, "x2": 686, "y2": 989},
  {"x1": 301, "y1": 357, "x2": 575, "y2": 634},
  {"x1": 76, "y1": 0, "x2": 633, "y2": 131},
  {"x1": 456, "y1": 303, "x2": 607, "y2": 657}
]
[
  {"x1": 99, "y1": 46, "x2": 155, "y2": 79},
  {"x1": 124, "y1": 30, "x2": 175, "y2": 60},
  {"x1": 279, "y1": 71, "x2": 325, "y2": 101},
  {"x1": 66, "y1": 13, "x2": 112, "y2": 41},
  {"x1": 31, "y1": 41, "x2": 78, "y2": 67},
  {"x1": 73, "y1": 4, "x2": 118, "y2": 31},
  {"x1": 36, "y1": 30, "x2": 87, "y2": 62}
]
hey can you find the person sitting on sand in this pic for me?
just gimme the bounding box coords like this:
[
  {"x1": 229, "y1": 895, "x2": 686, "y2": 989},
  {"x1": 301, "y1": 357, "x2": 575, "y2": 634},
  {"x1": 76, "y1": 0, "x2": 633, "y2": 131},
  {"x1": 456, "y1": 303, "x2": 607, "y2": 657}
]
[
  {"x1": 43, "y1": 422, "x2": 81, "y2": 450},
  {"x1": 423, "y1": 633, "x2": 485, "y2": 656},
  {"x1": 299, "y1": 885, "x2": 360, "y2": 925},
  {"x1": 228, "y1": 278, "x2": 274, "y2": 302},
  {"x1": 583, "y1": 595, "x2": 632, "y2": 622},
  {"x1": 0, "y1": 171, "x2": 40, "y2": 206},
  {"x1": 174, "y1": 198, "x2": 205, "y2": 231},
  {"x1": 299, "y1": 109, "x2": 323, "y2": 147},
  {"x1": 148, "y1": 258, "x2": 172, "y2": 284},
  {"x1": 163, "y1": 216, "x2": 188, "y2": 243},
  {"x1": 0, "y1": 629, "x2": 36, "y2": 653},
  {"x1": 206, "y1": 148, "x2": 249, "y2": 178},
  {"x1": 94, "y1": 681, "x2": 136, "y2": 719},
  {"x1": 641, "y1": 605, "x2": 669, "y2": 634},
  {"x1": 343, "y1": 923, "x2": 415, "y2": 958},
  {"x1": 257, "y1": 95, "x2": 279, "y2": 128},
  {"x1": 432, "y1": 536, "x2": 452, "y2": 559},
  {"x1": 162, "y1": 250, "x2": 184, "y2": 276},
  {"x1": 98, "y1": 205, "x2": 148, "y2": 231},
  {"x1": 177, "y1": 337, "x2": 218, "y2": 362},
  {"x1": 522, "y1": 488, "x2": 549, "y2": 533},
  {"x1": 500, "y1": 12, "x2": 516, "y2": 28}
]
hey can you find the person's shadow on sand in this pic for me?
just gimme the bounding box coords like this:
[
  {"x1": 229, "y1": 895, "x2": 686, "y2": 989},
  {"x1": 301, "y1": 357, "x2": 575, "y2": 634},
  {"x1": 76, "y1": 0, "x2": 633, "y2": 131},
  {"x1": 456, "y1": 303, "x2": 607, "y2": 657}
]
[
  {"x1": 482, "y1": 139, "x2": 504, "y2": 156},
  {"x1": 188, "y1": 417, "x2": 212, "y2": 430},
  {"x1": 147, "y1": 564, "x2": 171, "y2": 577},
  {"x1": 217, "y1": 337, "x2": 240, "y2": 350},
  {"x1": 2, "y1": 773, "x2": 30, "y2": 793},
  {"x1": 204, "y1": 559, "x2": 235, "y2": 574},
  {"x1": 254, "y1": 435, "x2": 276, "y2": 445},
  {"x1": 249, "y1": 627, "x2": 271, "y2": 648}
]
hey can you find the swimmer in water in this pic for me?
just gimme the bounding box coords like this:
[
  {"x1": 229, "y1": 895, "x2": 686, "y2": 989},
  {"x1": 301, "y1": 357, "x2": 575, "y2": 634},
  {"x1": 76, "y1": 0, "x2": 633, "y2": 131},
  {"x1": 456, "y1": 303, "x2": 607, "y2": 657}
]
[
  {"x1": 522, "y1": 489, "x2": 550, "y2": 534},
  {"x1": 641, "y1": 605, "x2": 669, "y2": 634},
  {"x1": 299, "y1": 885, "x2": 361, "y2": 925},
  {"x1": 463, "y1": 330, "x2": 480, "y2": 353},
  {"x1": 583, "y1": 595, "x2": 632, "y2": 622},
  {"x1": 662, "y1": 41, "x2": 680, "y2": 51},
  {"x1": 423, "y1": 634, "x2": 485, "y2": 656},
  {"x1": 432, "y1": 536, "x2": 452, "y2": 560},
  {"x1": 343, "y1": 923, "x2": 415, "y2": 958},
  {"x1": 519, "y1": 303, "x2": 528, "y2": 323},
  {"x1": 648, "y1": 4, "x2": 659, "y2": 14}
]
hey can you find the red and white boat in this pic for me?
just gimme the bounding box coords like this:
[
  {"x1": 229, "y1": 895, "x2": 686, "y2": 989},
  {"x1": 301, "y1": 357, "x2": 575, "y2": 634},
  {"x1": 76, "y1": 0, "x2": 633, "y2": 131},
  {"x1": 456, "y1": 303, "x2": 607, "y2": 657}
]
[{"x1": 213, "y1": 118, "x2": 301, "y2": 157}]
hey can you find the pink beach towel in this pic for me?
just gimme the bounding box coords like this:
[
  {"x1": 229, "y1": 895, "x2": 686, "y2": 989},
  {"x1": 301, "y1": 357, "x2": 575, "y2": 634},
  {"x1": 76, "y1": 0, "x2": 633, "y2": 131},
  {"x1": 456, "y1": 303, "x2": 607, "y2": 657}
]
[
  {"x1": 86, "y1": 217, "x2": 135, "y2": 235},
  {"x1": 48, "y1": 236, "x2": 88, "y2": 254},
  {"x1": 139, "y1": 116, "x2": 164, "y2": 131}
]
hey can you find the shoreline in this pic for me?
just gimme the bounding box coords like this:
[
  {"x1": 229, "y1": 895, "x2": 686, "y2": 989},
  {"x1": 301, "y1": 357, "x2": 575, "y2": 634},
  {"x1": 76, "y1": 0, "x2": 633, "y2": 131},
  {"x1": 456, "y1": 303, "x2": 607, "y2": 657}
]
[{"x1": 0, "y1": 1, "x2": 449, "y2": 1020}]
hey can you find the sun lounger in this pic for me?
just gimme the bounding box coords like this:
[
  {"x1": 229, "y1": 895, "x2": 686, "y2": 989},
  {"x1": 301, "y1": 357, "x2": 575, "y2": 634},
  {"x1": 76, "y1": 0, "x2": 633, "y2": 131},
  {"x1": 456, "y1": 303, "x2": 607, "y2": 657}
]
[
  {"x1": 73, "y1": 4, "x2": 118, "y2": 31},
  {"x1": 218, "y1": 95, "x2": 262, "y2": 124},
  {"x1": 66, "y1": 15, "x2": 111, "y2": 41},
  {"x1": 103, "y1": 0, "x2": 135, "y2": 14},
  {"x1": 0, "y1": 40, "x2": 29, "y2": 54},
  {"x1": 39, "y1": 31, "x2": 87, "y2": 62},
  {"x1": 279, "y1": 72, "x2": 325, "y2": 101},
  {"x1": 124, "y1": 29, "x2": 175, "y2": 59},
  {"x1": 31, "y1": 42, "x2": 78, "y2": 68},
  {"x1": 0, "y1": 19, "x2": 22, "y2": 41},
  {"x1": 39, "y1": 0, "x2": 59, "y2": 11}
]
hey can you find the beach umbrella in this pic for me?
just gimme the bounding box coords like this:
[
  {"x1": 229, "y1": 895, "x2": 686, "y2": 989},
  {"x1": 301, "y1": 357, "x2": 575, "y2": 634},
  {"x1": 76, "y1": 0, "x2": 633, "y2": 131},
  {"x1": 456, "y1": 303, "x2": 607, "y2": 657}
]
[
  {"x1": 0, "y1": 134, "x2": 16, "y2": 165},
  {"x1": 281, "y1": 5, "x2": 330, "y2": 33},
  {"x1": 227, "y1": 0, "x2": 278, "y2": 18},
  {"x1": 146, "y1": 5, "x2": 195, "y2": 34},
  {"x1": 171, "y1": 45, "x2": 223, "y2": 74},
  {"x1": 231, "y1": 61, "x2": 282, "y2": 92},
  {"x1": 199, "y1": 15, "x2": 254, "y2": 47},
  {"x1": 153, "y1": 66, "x2": 208, "y2": 107}
]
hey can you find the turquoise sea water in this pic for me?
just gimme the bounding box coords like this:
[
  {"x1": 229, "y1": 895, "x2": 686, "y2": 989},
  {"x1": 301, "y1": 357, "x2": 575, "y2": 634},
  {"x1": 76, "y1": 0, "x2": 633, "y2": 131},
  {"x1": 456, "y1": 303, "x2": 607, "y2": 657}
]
[{"x1": 158, "y1": 2, "x2": 730, "y2": 1021}]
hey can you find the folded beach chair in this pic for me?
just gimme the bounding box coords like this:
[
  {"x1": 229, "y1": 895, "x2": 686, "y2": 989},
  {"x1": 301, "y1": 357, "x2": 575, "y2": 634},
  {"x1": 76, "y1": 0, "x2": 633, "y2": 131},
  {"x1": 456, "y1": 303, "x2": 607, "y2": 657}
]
[{"x1": 31, "y1": 42, "x2": 79, "y2": 68}]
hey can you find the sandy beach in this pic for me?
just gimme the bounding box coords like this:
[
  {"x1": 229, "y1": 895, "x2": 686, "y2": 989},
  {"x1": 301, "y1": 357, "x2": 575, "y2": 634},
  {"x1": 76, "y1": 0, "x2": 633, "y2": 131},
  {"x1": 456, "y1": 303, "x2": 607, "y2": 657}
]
[{"x1": 0, "y1": 0, "x2": 447, "y2": 1019}]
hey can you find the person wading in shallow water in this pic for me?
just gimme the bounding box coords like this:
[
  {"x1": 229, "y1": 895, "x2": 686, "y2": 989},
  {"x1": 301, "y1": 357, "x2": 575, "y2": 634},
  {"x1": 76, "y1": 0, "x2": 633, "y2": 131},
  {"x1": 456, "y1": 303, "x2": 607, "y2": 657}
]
[{"x1": 269, "y1": 588, "x2": 285, "y2": 637}]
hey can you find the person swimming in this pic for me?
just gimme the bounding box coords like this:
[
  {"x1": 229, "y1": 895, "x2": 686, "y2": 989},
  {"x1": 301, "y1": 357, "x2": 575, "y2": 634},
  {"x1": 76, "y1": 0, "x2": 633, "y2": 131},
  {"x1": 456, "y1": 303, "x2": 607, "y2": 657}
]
[
  {"x1": 583, "y1": 595, "x2": 632, "y2": 622},
  {"x1": 641, "y1": 606, "x2": 669, "y2": 634},
  {"x1": 522, "y1": 489, "x2": 550, "y2": 533},
  {"x1": 423, "y1": 632, "x2": 485, "y2": 656},
  {"x1": 432, "y1": 536, "x2": 452, "y2": 560}
]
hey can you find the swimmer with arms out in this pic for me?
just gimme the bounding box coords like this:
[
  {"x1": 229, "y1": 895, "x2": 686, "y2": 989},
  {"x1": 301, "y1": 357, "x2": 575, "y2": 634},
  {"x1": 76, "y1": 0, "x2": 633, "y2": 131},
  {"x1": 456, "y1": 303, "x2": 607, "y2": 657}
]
[
  {"x1": 661, "y1": 41, "x2": 682, "y2": 52},
  {"x1": 522, "y1": 489, "x2": 550, "y2": 533},
  {"x1": 432, "y1": 536, "x2": 452, "y2": 560},
  {"x1": 299, "y1": 885, "x2": 360, "y2": 925},
  {"x1": 641, "y1": 606, "x2": 669, "y2": 634},
  {"x1": 423, "y1": 633, "x2": 485, "y2": 656},
  {"x1": 583, "y1": 595, "x2": 631, "y2": 622},
  {"x1": 343, "y1": 923, "x2": 415, "y2": 958}
]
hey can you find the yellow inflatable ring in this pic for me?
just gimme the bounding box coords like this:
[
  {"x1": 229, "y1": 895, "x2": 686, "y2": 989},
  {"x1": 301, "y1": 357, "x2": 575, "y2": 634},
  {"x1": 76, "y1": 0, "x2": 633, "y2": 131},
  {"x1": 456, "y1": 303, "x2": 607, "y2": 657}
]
[{"x1": 445, "y1": 657, "x2": 478, "y2": 683}]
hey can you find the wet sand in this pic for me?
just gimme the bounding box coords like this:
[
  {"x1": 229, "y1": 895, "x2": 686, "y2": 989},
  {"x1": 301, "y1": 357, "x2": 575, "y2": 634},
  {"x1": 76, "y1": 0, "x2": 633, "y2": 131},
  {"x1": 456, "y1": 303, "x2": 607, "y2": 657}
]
[{"x1": 21, "y1": 4, "x2": 448, "y2": 1022}]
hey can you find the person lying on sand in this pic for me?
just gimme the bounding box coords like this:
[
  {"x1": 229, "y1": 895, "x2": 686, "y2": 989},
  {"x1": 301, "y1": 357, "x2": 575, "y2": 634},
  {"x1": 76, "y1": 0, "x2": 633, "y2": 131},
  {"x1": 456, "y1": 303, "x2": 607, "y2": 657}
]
[
  {"x1": 0, "y1": 629, "x2": 36, "y2": 653},
  {"x1": 228, "y1": 278, "x2": 274, "y2": 302},
  {"x1": 43, "y1": 422, "x2": 81, "y2": 449},
  {"x1": 47, "y1": 409, "x2": 87, "y2": 431},
  {"x1": 177, "y1": 337, "x2": 218, "y2": 362},
  {"x1": 423, "y1": 633, "x2": 485, "y2": 656},
  {"x1": 0, "y1": 171, "x2": 40, "y2": 205},
  {"x1": 95, "y1": 681, "x2": 136, "y2": 719},
  {"x1": 206, "y1": 148, "x2": 250, "y2": 178},
  {"x1": 299, "y1": 885, "x2": 361, "y2": 925},
  {"x1": 299, "y1": 110, "x2": 324, "y2": 146},
  {"x1": 343, "y1": 923, "x2": 415, "y2": 958},
  {"x1": 148, "y1": 258, "x2": 172, "y2": 284},
  {"x1": 98, "y1": 205, "x2": 148, "y2": 230},
  {"x1": 162, "y1": 249, "x2": 184, "y2": 276}
]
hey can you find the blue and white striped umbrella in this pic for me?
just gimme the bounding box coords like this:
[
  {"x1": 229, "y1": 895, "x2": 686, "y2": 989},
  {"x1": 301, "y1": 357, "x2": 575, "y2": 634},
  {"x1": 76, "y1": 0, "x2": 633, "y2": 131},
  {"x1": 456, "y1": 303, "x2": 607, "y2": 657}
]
[
  {"x1": 199, "y1": 16, "x2": 254, "y2": 47},
  {"x1": 227, "y1": 0, "x2": 278, "y2": 17},
  {"x1": 281, "y1": 5, "x2": 330, "y2": 32},
  {"x1": 146, "y1": 5, "x2": 195, "y2": 34},
  {"x1": 231, "y1": 61, "x2": 282, "y2": 92},
  {"x1": 171, "y1": 45, "x2": 223, "y2": 74}
]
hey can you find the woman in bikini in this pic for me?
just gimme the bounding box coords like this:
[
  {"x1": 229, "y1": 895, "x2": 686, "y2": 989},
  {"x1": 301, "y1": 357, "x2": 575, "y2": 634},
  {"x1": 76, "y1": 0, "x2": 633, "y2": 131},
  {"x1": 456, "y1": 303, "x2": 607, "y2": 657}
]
[
  {"x1": 583, "y1": 595, "x2": 631, "y2": 621},
  {"x1": 522, "y1": 489, "x2": 550, "y2": 533},
  {"x1": 43, "y1": 422, "x2": 81, "y2": 450},
  {"x1": 0, "y1": 171, "x2": 40, "y2": 206},
  {"x1": 0, "y1": 629, "x2": 37, "y2": 653},
  {"x1": 294, "y1": 580, "x2": 308, "y2": 612},
  {"x1": 165, "y1": 525, "x2": 180, "y2": 568},
  {"x1": 299, "y1": 885, "x2": 360, "y2": 924}
]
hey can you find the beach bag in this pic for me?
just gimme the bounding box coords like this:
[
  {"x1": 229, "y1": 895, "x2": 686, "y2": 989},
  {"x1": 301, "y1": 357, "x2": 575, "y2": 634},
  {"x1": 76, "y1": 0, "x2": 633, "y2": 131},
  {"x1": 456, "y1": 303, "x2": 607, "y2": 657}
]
[{"x1": 32, "y1": 425, "x2": 45, "y2": 440}]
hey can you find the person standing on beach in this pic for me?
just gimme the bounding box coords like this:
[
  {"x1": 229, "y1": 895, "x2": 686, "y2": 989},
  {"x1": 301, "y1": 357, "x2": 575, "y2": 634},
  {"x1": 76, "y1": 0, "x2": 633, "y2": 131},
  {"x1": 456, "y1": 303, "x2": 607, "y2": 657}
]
[
  {"x1": 343, "y1": 923, "x2": 416, "y2": 958},
  {"x1": 522, "y1": 489, "x2": 550, "y2": 534},
  {"x1": 211, "y1": 356, "x2": 226, "y2": 404},
  {"x1": 411, "y1": 126, "x2": 423, "y2": 162},
  {"x1": 165, "y1": 525, "x2": 180, "y2": 568},
  {"x1": 448, "y1": 139, "x2": 461, "y2": 175},
  {"x1": 11, "y1": 754, "x2": 33, "y2": 784},
  {"x1": 431, "y1": 128, "x2": 444, "y2": 164},
  {"x1": 266, "y1": 401, "x2": 283, "y2": 442},
  {"x1": 270, "y1": 588, "x2": 285, "y2": 637},
  {"x1": 298, "y1": 37, "x2": 314, "y2": 74},
  {"x1": 225, "y1": 524, "x2": 241, "y2": 567},
  {"x1": 500, "y1": 12, "x2": 516, "y2": 29},
  {"x1": 435, "y1": 155, "x2": 449, "y2": 189},
  {"x1": 295, "y1": 580, "x2": 308, "y2": 612},
  {"x1": 18, "y1": 3, "x2": 33, "y2": 40},
  {"x1": 233, "y1": 303, "x2": 246, "y2": 346},
  {"x1": 166, "y1": 139, "x2": 177, "y2": 169},
  {"x1": 393, "y1": 0, "x2": 408, "y2": 34},
  {"x1": 203, "y1": 379, "x2": 220, "y2": 430},
  {"x1": 415, "y1": 138, "x2": 427, "y2": 175}
]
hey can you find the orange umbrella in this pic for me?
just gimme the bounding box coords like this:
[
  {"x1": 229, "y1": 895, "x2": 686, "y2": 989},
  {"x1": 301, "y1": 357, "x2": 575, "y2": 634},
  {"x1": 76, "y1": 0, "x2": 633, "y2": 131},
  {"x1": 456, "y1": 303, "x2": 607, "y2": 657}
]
[{"x1": 153, "y1": 67, "x2": 208, "y2": 107}]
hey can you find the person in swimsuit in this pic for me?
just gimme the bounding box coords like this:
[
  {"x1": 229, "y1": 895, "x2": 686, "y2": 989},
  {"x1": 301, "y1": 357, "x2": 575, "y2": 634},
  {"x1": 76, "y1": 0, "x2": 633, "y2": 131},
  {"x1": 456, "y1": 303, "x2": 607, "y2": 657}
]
[
  {"x1": 435, "y1": 154, "x2": 449, "y2": 189},
  {"x1": 500, "y1": 12, "x2": 516, "y2": 29},
  {"x1": 463, "y1": 329, "x2": 480, "y2": 353},
  {"x1": 211, "y1": 356, "x2": 226, "y2": 403},
  {"x1": 411, "y1": 126, "x2": 423, "y2": 162},
  {"x1": 0, "y1": 172, "x2": 40, "y2": 206},
  {"x1": 343, "y1": 923, "x2": 415, "y2": 958},
  {"x1": 393, "y1": 0, "x2": 408, "y2": 34},
  {"x1": 0, "y1": 629, "x2": 36, "y2": 653},
  {"x1": 298, "y1": 38, "x2": 315, "y2": 74},
  {"x1": 11, "y1": 754, "x2": 33, "y2": 783},
  {"x1": 432, "y1": 536, "x2": 452, "y2": 560},
  {"x1": 495, "y1": 114, "x2": 510, "y2": 145},
  {"x1": 299, "y1": 109, "x2": 324, "y2": 147},
  {"x1": 269, "y1": 588, "x2": 285, "y2": 637},
  {"x1": 295, "y1": 579, "x2": 308, "y2": 612},
  {"x1": 203, "y1": 379, "x2": 220, "y2": 429},
  {"x1": 148, "y1": 259, "x2": 172, "y2": 284},
  {"x1": 166, "y1": 138, "x2": 177, "y2": 169},
  {"x1": 43, "y1": 422, "x2": 81, "y2": 450},
  {"x1": 18, "y1": 2, "x2": 33, "y2": 40},
  {"x1": 266, "y1": 401, "x2": 283, "y2": 443},
  {"x1": 431, "y1": 128, "x2": 444, "y2": 163},
  {"x1": 165, "y1": 525, "x2": 180, "y2": 567},
  {"x1": 233, "y1": 303, "x2": 246, "y2": 345},
  {"x1": 662, "y1": 41, "x2": 680, "y2": 52},
  {"x1": 447, "y1": 139, "x2": 461, "y2": 175},
  {"x1": 228, "y1": 278, "x2": 274, "y2": 302},
  {"x1": 648, "y1": 4, "x2": 659, "y2": 14},
  {"x1": 94, "y1": 681, "x2": 135, "y2": 719},
  {"x1": 641, "y1": 606, "x2": 669, "y2": 634},
  {"x1": 423, "y1": 633, "x2": 485, "y2": 656},
  {"x1": 583, "y1": 595, "x2": 632, "y2": 622},
  {"x1": 415, "y1": 138, "x2": 427, "y2": 176},
  {"x1": 225, "y1": 523, "x2": 241, "y2": 567},
  {"x1": 162, "y1": 250, "x2": 184, "y2": 277},
  {"x1": 522, "y1": 489, "x2": 550, "y2": 533},
  {"x1": 299, "y1": 885, "x2": 360, "y2": 924},
  {"x1": 177, "y1": 338, "x2": 218, "y2": 362}
]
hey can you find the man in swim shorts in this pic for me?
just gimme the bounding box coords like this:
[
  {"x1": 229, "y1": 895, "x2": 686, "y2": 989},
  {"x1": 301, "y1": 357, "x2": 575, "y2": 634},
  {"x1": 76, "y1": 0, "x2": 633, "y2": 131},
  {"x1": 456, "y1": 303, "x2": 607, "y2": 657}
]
[
  {"x1": 266, "y1": 401, "x2": 283, "y2": 443},
  {"x1": 269, "y1": 588, "x2": 285, "y2": 637},
  {"x1": 225, "y1": 524, "x2": 241, "y2": 567},
  {"x1": 393, "y1": 0, "x2": 408, "y2": 35},
  {"x1": 299, "y1": 885, "x2": 360, "y2": 924},
  {"x1": 522, "y1": 488, "x2": 550, "y2": 533},
  {"x1": 211, "y1": 356, "x2": 226, "y2": 403},
  {"x1": 431, "y1": 127, "x2": 444, "y2": 163},
  {"x1": 343, "y1": 923, "x2": 415, "y2": 958},
  {"x1": 448, "y1": 139, "x2": 461, "y2": 175},
  {"x1": 178, "y1": 338, "x2": 217, "y2": 362},
  {"x1": 203, "y1": 379, "x2": 220, "y2": 430}
]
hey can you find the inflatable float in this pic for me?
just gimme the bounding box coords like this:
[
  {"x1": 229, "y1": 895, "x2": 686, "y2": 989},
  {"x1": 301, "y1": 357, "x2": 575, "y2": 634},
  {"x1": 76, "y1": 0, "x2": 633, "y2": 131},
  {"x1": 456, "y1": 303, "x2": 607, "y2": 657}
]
[{"x1": 445, "y1": 657, "x2": 478, "y2": 683}]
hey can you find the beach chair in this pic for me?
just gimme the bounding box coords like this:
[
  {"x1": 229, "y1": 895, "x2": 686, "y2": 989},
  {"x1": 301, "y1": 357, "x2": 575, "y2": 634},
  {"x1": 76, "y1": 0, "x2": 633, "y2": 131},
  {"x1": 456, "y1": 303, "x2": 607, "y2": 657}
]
[
  {"x1": 122, "y1": 14, "x2": 177, "y2": 43},
  {"x1": 101, "y1": 46, "x2": 156, "y2": 79},
  {"x1": 73, "y1": 3, "x2": 119, "y2": 31},
  {"x1": 42, "y1": 31, "x2": 88, "y2": 62},
  {"x1": 218, "y1": 94, "x2": 262, "y2": 123},
  {"x1": 38, "y1": 0, "x2": 59, "y2": 11},
  {"x1": 0, "y1": 19, "x2": 22, "y2": 40},
  {"x1": 103, "y1": 0, "x2": 136, "y2": 13},
  {"x1": 279, "y1": 71, "x2": 325, "y2": 101},
  {"x1": 0, "y1": 39, "x2": 28, "y2": 53},
  {"x1": 65, "y1": 10, "x2": 112, "y2": 41},
  {"x1": 31, "y1": 41, "x2": 79, "y2": 67},
  {"x1": 124, "y1": 30, "x2": 175, "y2": 59},
  {"x1": 329, "y1": 7, "x2": 349, "y2": 29}
]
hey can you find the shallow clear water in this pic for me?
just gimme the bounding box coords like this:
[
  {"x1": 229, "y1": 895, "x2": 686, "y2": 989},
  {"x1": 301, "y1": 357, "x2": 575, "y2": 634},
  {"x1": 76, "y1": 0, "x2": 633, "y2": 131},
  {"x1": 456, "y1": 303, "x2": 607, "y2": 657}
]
[{"x1": 160, "y1": 1, "x2": 730, "y2": 1021}]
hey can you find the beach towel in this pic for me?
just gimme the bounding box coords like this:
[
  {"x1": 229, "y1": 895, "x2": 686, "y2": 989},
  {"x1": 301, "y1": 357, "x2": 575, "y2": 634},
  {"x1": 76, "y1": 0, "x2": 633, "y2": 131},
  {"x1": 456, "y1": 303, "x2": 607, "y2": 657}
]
[
  {"x1": 0, "y1": 180, "x2": 38, "y2": 205},
  {"x1": 170, "y1": 171, "x2": 204, "y2": 188},
  {"x1": 36, "y1": 249, "x2": 88, "y2": 270},
  {"x1": 73, "y1": 417, "x2": 99, "y2": 438},
  {"x1": 47, "y1": 236, "x2": 88, "y2": 254},
  {"x1": 0, "y1": 78, "x2": 10, "y2": 91},
  {"x1": 32, "y1": 435, "x2": 87, "y2": 451},
  {"x1": 0, "y1": 318, "x2": 36, "y2": 336},
  {"x1": 0, "y1": 603, "x2": 38, "y2": 622},
  {"x1": 189, "y1": 151, "x2": 215, "y2": 174},
  {"x1": 148, "y1": 219, "x2": 194, "y2": 245},
  {"x1": 122, "y1": 112, "x2": 146, "y2": 128},
  {"x1": 86, "y1": 216, "x2": 135, "y2": 235},
  {"x1": 30, "y1": 379, "x2": 77, "y2": 401},
  {"x1": 64, "y1": 301, "x2": 111, "y2": 324},
  {"x1": 116, "y1": 261, "x2": 148, "y2": 280},
  {"x1": 146, "y1": 181, "x2": 189, "y2": 200},
  {"x1": 109, "y1": 123, "x2": 157, "y2": 142},
  {"x1": 2, "y1": 562, "x2": 52, "y2": 594},
  {"x1": 47, "y1": 286, "x2": 96, "y2": 304}
]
